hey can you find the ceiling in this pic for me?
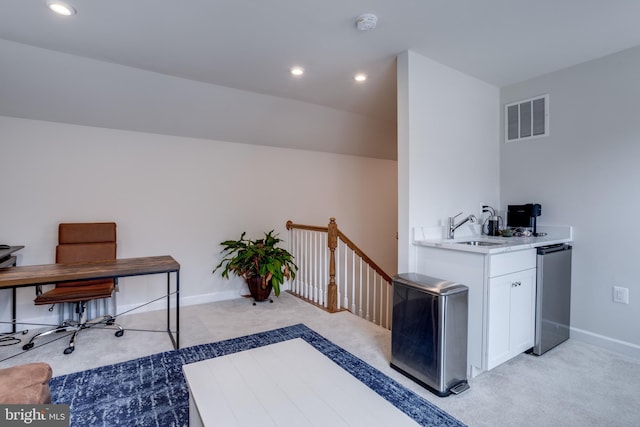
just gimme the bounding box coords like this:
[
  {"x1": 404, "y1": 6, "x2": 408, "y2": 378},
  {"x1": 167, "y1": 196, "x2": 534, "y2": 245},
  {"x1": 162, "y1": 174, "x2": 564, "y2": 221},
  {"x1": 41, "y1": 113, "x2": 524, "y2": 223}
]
[{"x1": 2, "y1": 0, "x2": 640, "y2": 152}]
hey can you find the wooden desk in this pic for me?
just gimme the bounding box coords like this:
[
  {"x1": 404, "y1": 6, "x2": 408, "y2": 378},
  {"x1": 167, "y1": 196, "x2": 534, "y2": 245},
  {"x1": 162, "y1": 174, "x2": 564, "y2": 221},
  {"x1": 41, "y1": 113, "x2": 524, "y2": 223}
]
[{"x1": 0, "y1": 255, "x2": 181, "y2": 349}]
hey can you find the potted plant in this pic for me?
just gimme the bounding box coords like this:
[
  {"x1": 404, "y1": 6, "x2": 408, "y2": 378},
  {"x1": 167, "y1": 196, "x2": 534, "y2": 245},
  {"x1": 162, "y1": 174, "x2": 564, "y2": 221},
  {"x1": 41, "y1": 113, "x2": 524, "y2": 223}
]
[{"x1": 213, "y1": 230, "x2": 297, "y2": 302}]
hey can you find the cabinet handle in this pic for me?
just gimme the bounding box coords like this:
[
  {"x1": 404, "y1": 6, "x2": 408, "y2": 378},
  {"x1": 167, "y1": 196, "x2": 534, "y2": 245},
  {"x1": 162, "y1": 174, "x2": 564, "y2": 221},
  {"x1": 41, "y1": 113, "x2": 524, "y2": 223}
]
[{"x1": 512, "y1": 281, "x2": 521, "y2": 287}]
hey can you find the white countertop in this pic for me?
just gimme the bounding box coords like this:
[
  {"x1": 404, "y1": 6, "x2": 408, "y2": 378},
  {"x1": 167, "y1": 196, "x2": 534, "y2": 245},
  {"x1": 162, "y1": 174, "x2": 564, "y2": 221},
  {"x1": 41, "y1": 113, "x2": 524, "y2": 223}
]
[{"x1": 414, "y1": 225, "x2": 573, "y2": 254}]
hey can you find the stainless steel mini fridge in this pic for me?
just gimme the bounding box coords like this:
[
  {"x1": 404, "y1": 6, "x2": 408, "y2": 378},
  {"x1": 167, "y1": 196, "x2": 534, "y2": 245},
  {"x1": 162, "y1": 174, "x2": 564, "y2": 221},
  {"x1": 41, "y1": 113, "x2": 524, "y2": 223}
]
[
  {"x1": 390, "y1": 273, "x2": 469, "y2": 396},
  {"x1": 533, "y1": 244, "x2": 572, "y2": 355}
]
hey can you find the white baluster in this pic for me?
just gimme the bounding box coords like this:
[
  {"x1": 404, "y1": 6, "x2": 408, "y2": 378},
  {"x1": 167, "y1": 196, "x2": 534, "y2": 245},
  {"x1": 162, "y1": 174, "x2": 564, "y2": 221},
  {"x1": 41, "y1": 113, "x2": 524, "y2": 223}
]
[
  {"x1": 342, "y1": 243, "x2": 349, "y2": 306},
  {"x1": 317, "y1": 231, "x2": 322, "y2": 304},
  {"x1": 351, "y1": 247, "x2": 362, "y2": 317},
  {"x1": 312, "y1": 231, "x2": 316, "y2": 303},
  {"x1": 353, "y1": 258, "x2": 366, "y2": 317},
  {"x1": 336, "y1": 239, "x2": 341, "y2": 310},
  {"x1": 358, "y1": 260, "x2": 362, "y2": 318},
  {"x1": 308, "y1": 230, "x2": 312, "y2": 300},
  {"x1": 345, "y1": 243, "x2": 357, "y2": 316},
  {"x1": 323, "y1": 233, "x2": 329, "y2": 308},
  {"x1": 298, "y1": 230, "x2": 303, "y2": 298},
  {"x1": 304, "y1": 231, "x2": 309, "y2": 299},
  {"x1": 344, "y1": 243, "x2": 349, "y2": 310},
  {"x1": 365, "y1": 262, "x2": 370, "y2": 321},
  {"x1": 298, "y1": 229, "x2": 303, "y2": 296},
  {"x1": 291, "y1": 229, "x2": 297, "y2": 294},
  {"x1": 384, "y1": 281, "x2": 391, "y2": 329},
  {"x1": 340, "y1": 242, "x2": 348, "y2": 310},
  {"x1": 315, "y1": 231, "x2": 320, "y2": 304},
  {"x1": 308, "y1": 231, "x2": 312, "y2": 299},
  {"x1": 372, "y1": 269, "x2": 377, "y2": 325}
]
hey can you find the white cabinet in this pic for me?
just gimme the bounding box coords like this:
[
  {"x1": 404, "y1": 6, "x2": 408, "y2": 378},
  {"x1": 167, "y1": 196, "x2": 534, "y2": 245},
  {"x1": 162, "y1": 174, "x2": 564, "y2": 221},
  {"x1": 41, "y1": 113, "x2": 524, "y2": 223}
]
[
  {"x1": 487, "y1": 250, "x2": 536, "y2": 370},
  {"x1": 415, "y1": 245, "x2": 538, "y2": 376}
]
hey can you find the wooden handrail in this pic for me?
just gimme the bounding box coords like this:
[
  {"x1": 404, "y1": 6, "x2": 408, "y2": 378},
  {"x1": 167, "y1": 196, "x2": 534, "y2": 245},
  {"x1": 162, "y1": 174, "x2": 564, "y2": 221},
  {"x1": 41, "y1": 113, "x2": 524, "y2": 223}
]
[
  {"x1": 286, "y1": 221, "x2": 328, "y2": 233},
  {"x1": 336, "y1": 230, "x2": 392, "y2": 283}
]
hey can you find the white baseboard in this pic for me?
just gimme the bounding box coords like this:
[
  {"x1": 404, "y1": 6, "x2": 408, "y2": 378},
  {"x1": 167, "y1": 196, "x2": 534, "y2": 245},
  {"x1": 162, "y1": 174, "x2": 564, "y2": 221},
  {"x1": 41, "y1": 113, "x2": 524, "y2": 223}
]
[
  {"x1": 181, "y1": 290, "x2": 242, "y2": 306},
  {"x1": 7, "y1": 291, "x2": 246, "y2": 331},
  {"x1": 116, "y1": 290, "x2": 242, "y2": 317},
  {"x1": 571, "y1": 326, "x2": 640, "y2": 360}
]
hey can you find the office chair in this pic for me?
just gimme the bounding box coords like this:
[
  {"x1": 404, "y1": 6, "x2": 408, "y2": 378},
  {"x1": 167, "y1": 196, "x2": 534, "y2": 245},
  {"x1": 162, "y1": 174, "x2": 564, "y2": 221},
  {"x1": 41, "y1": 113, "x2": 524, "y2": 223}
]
[{"x1": 22, "y1": 222, "x2": 124, "y2": 354}]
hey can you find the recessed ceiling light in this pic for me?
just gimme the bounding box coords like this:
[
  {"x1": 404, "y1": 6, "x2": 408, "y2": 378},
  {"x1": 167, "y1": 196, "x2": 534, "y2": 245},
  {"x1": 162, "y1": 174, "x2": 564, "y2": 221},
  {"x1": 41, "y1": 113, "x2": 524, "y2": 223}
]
[
  {"x1": 354, "y1": 73, "x2": 367, "y2": 82},
  {"x1": 47, "y1": 1, "x2": 76, "y2": 16},
  {"x1": 290, "y1": 66, "x2": 304, "y2": 76}
]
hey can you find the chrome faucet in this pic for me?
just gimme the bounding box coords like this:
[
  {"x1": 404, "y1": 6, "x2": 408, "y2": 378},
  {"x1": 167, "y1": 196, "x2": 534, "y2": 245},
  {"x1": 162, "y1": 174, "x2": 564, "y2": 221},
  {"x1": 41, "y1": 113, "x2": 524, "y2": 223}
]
[{"x1": 448, "y1": 212, "x2": 477, "y2": 239}]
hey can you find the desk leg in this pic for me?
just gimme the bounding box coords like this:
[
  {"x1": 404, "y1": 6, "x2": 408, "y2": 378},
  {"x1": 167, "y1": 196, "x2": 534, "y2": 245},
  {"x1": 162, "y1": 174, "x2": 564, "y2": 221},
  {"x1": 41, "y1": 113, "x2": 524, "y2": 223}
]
[
  {"x1": 176, "y1": 270, "x2": 180, "y2": 349},
  {"x1": 167, "y1": 270, "x2": 180, "y2": 350},
  {"x1": 3, "y1": 255, "x2": 26, "y2": 340},
  {"x1": 11, "y1": 257, "x2": 17, "y2": 334},
  {"x1": 12, "y1": 288, "x2": 16, "y2": 334}
]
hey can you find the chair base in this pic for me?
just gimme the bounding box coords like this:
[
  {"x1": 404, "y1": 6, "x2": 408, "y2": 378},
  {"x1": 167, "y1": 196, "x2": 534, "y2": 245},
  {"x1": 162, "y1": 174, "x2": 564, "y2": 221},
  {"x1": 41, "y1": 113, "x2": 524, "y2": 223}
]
[{"x1": 23, "y1": 312, "x2": 124, "y2": 355}]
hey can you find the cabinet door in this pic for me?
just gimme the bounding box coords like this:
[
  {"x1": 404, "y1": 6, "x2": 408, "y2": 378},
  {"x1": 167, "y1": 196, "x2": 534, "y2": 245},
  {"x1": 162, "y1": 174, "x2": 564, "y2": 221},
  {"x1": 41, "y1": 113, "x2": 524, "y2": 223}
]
[
  {"x1": 487, "y1": 275, "x2": 511, "y2": 370},
  {"x1": 509, "y1": 268, "x2": 536, "y2": 355},
  {"x1": 487, "y1": 268, "x2": 536, "y2": 370}
]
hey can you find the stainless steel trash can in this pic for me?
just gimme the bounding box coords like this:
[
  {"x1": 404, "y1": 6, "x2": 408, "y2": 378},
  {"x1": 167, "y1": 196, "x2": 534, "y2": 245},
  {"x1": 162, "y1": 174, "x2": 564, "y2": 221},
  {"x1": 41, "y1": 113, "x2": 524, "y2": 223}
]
[{"x1": 390, "y1": 273, "x2": 469, "y2": 396}]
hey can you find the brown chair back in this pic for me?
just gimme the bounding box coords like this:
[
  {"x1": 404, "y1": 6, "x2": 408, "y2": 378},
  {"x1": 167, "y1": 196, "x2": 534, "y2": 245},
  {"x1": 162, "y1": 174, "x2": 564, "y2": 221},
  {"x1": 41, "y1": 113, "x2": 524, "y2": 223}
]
[{"x1": 55, "y1": 223, "x2": 117, "y2": 288}]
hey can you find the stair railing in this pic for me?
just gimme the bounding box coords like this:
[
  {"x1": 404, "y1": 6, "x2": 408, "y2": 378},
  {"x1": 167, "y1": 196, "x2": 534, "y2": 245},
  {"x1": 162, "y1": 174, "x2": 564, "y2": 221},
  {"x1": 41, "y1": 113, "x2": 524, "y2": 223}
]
[{"x1": 286, "y1": 218, "x2": 393, "y2": 329}]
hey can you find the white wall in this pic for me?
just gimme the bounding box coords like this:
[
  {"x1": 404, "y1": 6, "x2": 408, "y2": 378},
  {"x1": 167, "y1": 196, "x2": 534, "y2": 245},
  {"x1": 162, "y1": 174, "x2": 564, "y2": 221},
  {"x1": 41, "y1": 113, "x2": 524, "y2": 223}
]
[
  {"x1": 0, "y1": 116, "x2": 398, "y2": 328},
  {"x1": 397, "y1": 51, "x2": 500, "y2": 272},
  {"x1": 501, "y1": 46, "x2": 640, "y2": 355},
  {"x1": 0, "y1": 39, "x2": 396, "y2": 160}
]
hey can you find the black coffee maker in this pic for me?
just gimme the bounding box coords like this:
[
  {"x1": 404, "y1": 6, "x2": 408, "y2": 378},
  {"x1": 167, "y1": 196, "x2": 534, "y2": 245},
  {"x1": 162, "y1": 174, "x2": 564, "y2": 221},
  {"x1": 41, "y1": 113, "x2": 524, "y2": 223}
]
[{"x1": 507, "y1": 203, "x2": 542, "y2": 236}]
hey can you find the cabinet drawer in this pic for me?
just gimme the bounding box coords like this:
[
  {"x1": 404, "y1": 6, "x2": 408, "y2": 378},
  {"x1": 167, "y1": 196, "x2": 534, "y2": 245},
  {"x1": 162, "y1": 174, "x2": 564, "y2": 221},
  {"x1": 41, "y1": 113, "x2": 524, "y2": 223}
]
[{"x1": 489, "y1": 249, "x2": 536, "y2": 277}]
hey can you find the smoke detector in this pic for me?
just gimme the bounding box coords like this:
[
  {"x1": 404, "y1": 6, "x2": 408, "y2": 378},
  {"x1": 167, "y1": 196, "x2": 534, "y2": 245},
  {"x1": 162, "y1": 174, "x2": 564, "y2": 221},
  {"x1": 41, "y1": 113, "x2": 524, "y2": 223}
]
[{"x1": 356, "y1": 13, "x2": 378, "y2": 31}]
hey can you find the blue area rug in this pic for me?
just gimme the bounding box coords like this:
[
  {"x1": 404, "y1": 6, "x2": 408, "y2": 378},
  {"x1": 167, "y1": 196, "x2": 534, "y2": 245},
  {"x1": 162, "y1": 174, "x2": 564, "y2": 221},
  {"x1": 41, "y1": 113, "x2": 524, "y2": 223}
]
[{"x1": 50, "y1": 323, "x2": 465, "y2": 426}]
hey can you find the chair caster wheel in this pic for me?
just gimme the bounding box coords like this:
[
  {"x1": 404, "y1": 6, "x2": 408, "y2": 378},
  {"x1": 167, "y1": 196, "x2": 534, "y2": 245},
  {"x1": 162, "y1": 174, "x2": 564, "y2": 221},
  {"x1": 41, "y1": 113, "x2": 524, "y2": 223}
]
[
  {"x1": 22, "y1": 330, "x2": 29, "y2": 335},
  {"x1": 64, "y1": 346, "x2": 74, "y2": 354},
  {"x1": 253, "y1": 302, "x2": 256, "y2": 306},
  {"x1": 23, "y1": 342, "x2": 34, "y2": 351},
  {"x1": 115, "y1": 330, "x2": 124, "y2": 337},
  {"x1": 269, "y1": 299, "x2": 273, "y2": 303}
]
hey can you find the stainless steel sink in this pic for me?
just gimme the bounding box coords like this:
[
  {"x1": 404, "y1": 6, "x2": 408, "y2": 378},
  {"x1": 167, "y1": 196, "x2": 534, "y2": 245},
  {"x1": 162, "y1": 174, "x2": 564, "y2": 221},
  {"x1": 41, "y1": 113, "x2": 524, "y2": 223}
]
[{"x1": 455, "y1": 240, "x2": 504, "y2": 247}]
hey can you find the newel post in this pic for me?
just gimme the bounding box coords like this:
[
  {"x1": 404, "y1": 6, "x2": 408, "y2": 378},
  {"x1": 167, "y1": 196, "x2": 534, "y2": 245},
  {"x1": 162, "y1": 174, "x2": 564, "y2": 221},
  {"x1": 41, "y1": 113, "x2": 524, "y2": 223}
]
[{"x1": 327, "y1": 217, "x2": 338, "y2": 312}]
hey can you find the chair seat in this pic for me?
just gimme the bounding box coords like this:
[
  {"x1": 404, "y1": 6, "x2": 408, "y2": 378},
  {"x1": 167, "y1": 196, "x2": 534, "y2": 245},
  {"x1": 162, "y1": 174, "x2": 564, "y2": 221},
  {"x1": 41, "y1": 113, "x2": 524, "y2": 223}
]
[{"x1": 35, "y1": 281, "x2": 115, "y2": 305}]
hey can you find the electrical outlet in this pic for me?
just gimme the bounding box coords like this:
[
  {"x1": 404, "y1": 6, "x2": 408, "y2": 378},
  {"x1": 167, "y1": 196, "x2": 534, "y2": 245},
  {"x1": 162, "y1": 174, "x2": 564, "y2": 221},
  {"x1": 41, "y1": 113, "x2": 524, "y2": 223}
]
[{"x1": 613, "y1": 286, "x2": 629, "y2": 304}]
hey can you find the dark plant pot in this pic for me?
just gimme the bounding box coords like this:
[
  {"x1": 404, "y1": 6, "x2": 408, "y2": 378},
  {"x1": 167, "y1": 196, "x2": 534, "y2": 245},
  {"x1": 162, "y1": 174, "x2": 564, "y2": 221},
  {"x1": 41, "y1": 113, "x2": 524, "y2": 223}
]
[{"x1": 246, "y1": 276, "x2": 272, "y2": 302}]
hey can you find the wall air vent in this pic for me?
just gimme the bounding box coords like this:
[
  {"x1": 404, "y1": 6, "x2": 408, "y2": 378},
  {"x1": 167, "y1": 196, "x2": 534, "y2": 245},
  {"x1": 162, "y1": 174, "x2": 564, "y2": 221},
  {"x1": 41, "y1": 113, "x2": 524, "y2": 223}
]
[{"x1": 505, "y1": 94, "x2": 549, "y2": 142}]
